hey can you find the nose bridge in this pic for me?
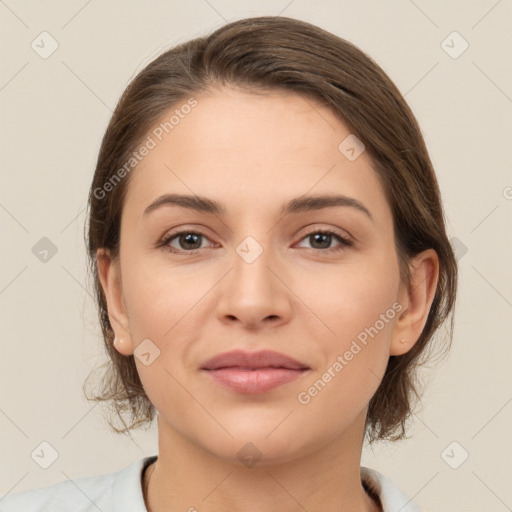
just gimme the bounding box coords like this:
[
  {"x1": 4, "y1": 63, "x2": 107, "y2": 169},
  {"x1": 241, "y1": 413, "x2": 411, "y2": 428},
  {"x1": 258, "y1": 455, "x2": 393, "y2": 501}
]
[
  {"x1": 216, "y1": 230, "x2": 291, "y2": 327},
  {"x1": 229, "y1": 209, "x2": 277, "y2": 276},
  {"x1": 232, "y1": 232, "x2": 278, "y2": 297}
]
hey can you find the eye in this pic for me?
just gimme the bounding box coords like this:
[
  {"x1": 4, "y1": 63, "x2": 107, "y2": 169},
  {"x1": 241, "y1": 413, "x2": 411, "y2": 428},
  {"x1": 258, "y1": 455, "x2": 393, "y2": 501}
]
[
  {"x1": 158, "y1": 228, "x2": 353, "y2": 255},
  {"x1": 296, "y1": 229, "x2": 353, "y2": 253},
  {"x1": 159, "y1": 230, "x2": 214, "y2": 254}
]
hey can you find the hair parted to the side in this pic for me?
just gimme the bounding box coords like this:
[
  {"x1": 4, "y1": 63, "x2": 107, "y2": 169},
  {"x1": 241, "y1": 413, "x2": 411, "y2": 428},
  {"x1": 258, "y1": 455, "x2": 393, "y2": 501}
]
[{"x1": 83, "y1": 15, "x2": 458, "y2": 444}]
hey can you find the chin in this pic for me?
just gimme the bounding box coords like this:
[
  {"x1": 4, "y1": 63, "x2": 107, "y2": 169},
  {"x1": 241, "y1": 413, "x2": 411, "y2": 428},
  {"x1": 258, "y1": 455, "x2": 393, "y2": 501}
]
[{"x1": 198, "y1": 426, "x2": 316, "y2": 469}]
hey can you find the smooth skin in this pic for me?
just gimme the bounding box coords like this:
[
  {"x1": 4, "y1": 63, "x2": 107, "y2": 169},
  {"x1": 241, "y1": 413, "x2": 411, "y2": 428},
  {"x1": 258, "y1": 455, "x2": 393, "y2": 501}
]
[{"x1": 97, "y1": 85, "x2": 439, "y2": 512}]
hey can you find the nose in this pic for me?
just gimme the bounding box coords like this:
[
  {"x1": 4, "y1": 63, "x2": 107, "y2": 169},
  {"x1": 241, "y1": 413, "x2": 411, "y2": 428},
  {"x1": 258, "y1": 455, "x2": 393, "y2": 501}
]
[{"x1": 215, "y1": 237, "x2": 293, "y2": 330}]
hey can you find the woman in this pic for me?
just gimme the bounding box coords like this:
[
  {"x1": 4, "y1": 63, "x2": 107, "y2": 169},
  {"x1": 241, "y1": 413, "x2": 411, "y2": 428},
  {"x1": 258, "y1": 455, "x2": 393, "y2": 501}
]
[{"x1": 1, "y1": 15, "x2": 457, "y2": 512}]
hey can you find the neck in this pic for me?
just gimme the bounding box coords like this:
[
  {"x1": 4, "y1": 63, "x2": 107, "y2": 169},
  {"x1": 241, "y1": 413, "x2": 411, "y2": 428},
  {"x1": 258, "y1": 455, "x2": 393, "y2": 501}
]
[{"x1": 143, "y1": 410, "x2": 381, "y2": 512}]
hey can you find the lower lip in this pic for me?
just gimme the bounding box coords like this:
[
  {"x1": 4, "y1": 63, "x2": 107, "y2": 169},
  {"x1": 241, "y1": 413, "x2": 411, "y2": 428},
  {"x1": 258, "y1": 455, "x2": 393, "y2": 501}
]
[{"x1": 203, "y1": 367, "x2": 308, "y2": 393}]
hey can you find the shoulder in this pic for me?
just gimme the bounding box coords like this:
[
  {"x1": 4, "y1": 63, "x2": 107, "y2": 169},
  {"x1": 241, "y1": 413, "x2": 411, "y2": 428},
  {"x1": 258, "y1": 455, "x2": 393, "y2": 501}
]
[
  {"x1": 0, "y1": 455, "x2": 156, "y2": 512},
  {"x1": 361, "y1": 466, "x2": 424, "y2": 512}
]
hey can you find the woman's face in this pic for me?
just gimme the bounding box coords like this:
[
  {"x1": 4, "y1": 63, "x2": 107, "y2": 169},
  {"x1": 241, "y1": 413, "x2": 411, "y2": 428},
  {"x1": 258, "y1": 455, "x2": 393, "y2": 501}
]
[{"x1": 103, "y1": 86, "x2": 412, "y2": 464}]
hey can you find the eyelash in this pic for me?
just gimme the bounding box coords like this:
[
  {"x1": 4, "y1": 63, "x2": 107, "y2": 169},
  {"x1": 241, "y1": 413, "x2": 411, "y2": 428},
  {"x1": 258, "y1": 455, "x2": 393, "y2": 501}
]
[{"x1": 158, "y1": 228, "x2": 353, "y2": 255}]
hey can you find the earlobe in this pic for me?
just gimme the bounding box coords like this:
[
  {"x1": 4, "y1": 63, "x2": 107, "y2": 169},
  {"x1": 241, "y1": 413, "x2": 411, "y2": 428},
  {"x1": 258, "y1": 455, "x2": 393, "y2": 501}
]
[
  {"x1": 113, "y1": 335, "x2": 129, "y2": 353},
  {"x1": 390, "y1": 249, "x2": 439, "y2": 356},
  {"x1": 96, "y1": 248, "x2": 134, "y2": 356}
]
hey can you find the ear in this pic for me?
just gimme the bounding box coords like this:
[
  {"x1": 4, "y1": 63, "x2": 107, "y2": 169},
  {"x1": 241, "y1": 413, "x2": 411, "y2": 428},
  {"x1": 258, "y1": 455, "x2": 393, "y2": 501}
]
[
  {"x1": 96, "y1": 248, "x2": 134, "y2": 356},
  {"x1": 390, "y1": 248, "x2": 439, "y2": 356}
]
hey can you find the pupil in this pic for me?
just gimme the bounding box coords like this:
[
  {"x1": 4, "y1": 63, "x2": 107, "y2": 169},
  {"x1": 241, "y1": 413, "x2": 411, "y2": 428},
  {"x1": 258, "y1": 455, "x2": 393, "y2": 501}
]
[
  {"x1": 312, "y1": 233, "x2": 330, "y2": 249},
  {"x1": 182, "y1": 233, "x2": 200, "y2": 249}
]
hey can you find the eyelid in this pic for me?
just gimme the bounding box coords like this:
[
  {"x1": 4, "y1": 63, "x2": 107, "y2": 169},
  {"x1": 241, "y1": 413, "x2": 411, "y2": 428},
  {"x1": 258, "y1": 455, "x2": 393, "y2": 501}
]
[{"x1": 297, "y1": 223, "x2": 354, "y2": 243}]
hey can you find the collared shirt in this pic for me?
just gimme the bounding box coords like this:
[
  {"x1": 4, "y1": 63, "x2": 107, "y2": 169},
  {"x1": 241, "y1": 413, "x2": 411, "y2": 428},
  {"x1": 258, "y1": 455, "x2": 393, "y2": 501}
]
[{"x1": 0, "y1": 455, "x2": 423, "y2": 511}]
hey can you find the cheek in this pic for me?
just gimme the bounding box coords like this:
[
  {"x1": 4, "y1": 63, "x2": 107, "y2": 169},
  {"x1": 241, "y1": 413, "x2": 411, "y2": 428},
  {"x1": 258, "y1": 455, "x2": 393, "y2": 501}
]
[
  {"x1": 121, "y1": 259, "x2": 198, "y2": 413},
  {"x1": 120, "y1": 249, "x2": 202, "y2": 338},
  {"x1": 119, "y1": 253, "x2": 213, "y2": 398},
  {"x1": 295, "y1": 273, "x2": 398, "y2": 432},
  {"x1": 299, "y1": 244, "x2": 400, "y2": 398},
  {"x1": 301, "y1": 244, "x2": 400, "y2": 340}
]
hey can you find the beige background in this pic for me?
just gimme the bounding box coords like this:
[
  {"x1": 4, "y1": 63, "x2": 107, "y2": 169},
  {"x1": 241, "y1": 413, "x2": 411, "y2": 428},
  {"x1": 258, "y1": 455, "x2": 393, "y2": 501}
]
[{"x1": 1, "y1": 1, "x2": 511, "y2": 511}]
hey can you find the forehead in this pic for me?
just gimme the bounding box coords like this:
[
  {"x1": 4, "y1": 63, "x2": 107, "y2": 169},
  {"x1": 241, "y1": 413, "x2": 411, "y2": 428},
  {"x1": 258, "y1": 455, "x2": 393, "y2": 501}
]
[{"x1": 122, "y1": 86, "x2": 391, "y2": 225}]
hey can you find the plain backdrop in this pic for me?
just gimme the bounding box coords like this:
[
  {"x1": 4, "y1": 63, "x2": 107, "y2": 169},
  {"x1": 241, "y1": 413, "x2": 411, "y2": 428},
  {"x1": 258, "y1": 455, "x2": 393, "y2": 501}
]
[{"x1": 1, "y1": 1, "x2": 511, "y2": 511}]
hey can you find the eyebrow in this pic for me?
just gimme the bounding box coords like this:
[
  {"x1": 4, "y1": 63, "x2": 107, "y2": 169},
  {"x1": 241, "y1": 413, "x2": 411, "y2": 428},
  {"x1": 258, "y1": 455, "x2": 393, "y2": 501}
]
[{"x1": 143, "y1": 193, "x2": 374, "y2": 222}]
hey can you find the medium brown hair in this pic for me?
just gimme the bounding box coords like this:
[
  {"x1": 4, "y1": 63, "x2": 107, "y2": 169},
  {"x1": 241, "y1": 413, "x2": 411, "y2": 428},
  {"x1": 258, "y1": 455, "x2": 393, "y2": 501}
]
[{"x1": 84, "y1": 15, "x2": 458, "y2": 444}]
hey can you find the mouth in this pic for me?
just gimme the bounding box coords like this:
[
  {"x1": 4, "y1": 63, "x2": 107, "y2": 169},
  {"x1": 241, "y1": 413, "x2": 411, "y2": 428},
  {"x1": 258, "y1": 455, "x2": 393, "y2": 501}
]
[{"x1": 200, "y1": 349, "x2": 310, "y2": 394}]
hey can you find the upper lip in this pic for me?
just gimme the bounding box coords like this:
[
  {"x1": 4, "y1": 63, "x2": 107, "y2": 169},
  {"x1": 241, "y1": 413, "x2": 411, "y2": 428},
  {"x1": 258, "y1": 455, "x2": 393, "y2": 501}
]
[{"x1": 201, "y1": 349, "x2": 309, "y2": 371}]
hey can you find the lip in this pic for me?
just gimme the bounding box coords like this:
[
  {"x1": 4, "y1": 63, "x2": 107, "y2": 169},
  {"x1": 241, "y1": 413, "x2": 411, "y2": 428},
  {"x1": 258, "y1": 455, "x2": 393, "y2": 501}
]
[
  {"x1": 204, "y1": 367, "x2": 309, "y2": 393},
  {"x1": 201, "y1": 349, "x2": 309, "y2": 371},
  {"x1": 200, "y1": 349, "x2": 310, "y2": 394}
]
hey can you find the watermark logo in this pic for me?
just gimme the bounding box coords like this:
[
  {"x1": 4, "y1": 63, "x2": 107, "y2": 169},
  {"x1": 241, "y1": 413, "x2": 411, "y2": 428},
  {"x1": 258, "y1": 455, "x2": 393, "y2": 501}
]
[
  {"x1": 338, "y1": 134, "x2": 365, "y2": 161},
  {"x1": 31, "y1": 31, "x2": 59, "y2": 59},
  {"x1": 237, "y1": 441, "x2": 263, "y2": 468},
  {"x1": 32, "y1": 237, "x2": 58, "y2": 263},
  {"x1": 31, "y1": 441, "x2": 59, "y2": 469},
  {"x1": 134, "y1": 338, "x2": 161, "y2": 366},
  {"x1": 450, "y1": 236, "x2": 468, "y2": 261},
  {"x1": 441, "y1": 441, "x2": 469, "y2": 469},
  {"x1": 236, "y1": 236, "x2": 264, "y2": 264},
  {"x1": 441, "y1": 31, "x2": 469, "y2": 59}
]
